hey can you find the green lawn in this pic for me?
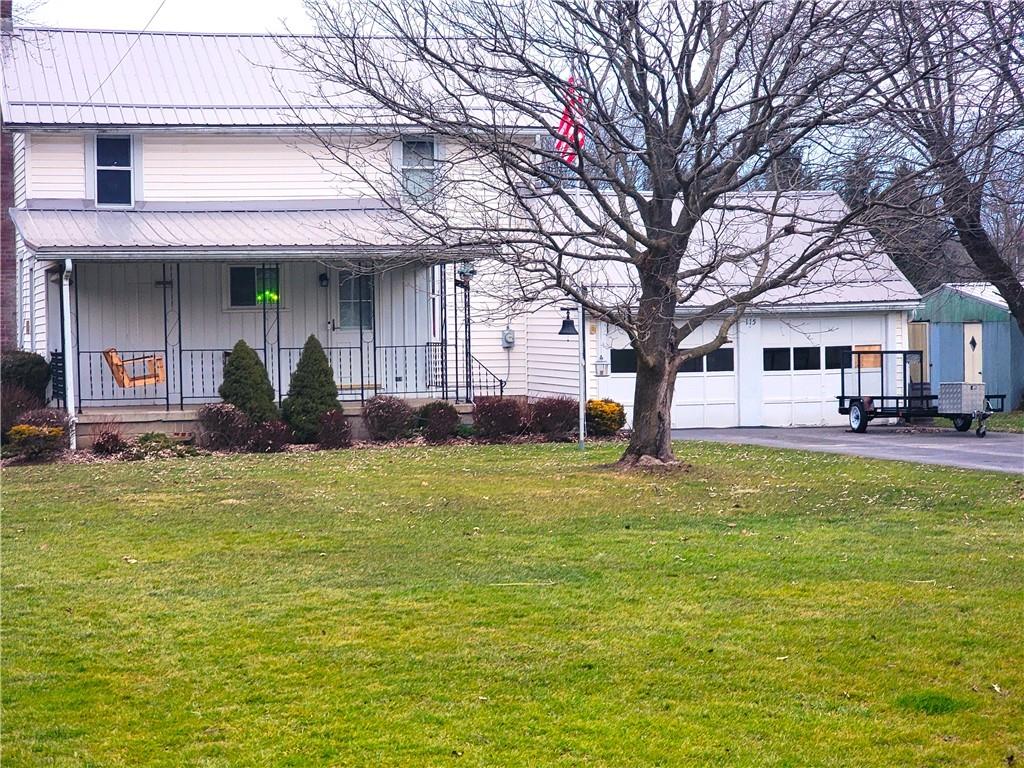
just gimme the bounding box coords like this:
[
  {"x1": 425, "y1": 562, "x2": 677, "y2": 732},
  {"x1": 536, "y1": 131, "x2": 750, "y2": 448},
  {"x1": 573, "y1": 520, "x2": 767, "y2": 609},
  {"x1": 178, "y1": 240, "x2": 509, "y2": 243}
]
[
  {"x1": 3, "y1": 443, "x2": 1022, "y2": 767},
  {"x1": 988, "y1": 410, "x2": 1024, "y2": 433}
]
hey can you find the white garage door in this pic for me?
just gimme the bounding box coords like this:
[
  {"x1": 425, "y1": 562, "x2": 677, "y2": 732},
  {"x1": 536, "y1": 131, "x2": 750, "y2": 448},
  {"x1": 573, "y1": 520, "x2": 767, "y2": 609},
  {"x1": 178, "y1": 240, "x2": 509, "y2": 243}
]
[
  {"x1": 596, "y1": 324, "x2": 739, "y2": 428},
  {"x1": 758, "y1": 315, "x2": 889, "y2": 426}
]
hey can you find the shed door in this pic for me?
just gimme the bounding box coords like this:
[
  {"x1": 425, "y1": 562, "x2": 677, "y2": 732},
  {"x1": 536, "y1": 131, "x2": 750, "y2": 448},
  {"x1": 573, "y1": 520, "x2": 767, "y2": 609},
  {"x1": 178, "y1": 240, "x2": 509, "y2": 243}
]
[{"x1": 963, "y1": 322, "x2": 983, "y2": 383}]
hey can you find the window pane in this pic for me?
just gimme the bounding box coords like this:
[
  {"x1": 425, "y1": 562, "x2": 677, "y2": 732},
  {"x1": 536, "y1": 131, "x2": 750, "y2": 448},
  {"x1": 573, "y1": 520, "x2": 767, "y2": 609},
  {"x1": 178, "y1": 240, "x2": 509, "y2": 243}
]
[
  {"x1": 763, "y1": 347, "x2": 791, "y2": 371},
  {"x1": 678, "y1": 353, "x2": 702, "y2": 373},
  {"x1": 97, "y1": 136, "x2": 131, "y2": 167},
  {"x1": 793, "y1": 346, "x2": 821, "y2": 370},
  {"x1": 256, "y1": 267, "x2": 280, "y2": 305},
  {"x1": 706, "y1": 347, "x2": 734, "y2": 372},
  {"x1": 853, "y1": 344, "x2": 882, "y2": 368},
  {"x1": 96, "y1": 169, "x2": 132, "y2": 205},
  {"x1": 339, "y1": 274, "x2": 373, "y2": 330},
  {"x1": 403, "y1": 168, "x2": 434, "y2": 198},
  {"x1": 610, "y1": 349, "x2": 636, "y2": 373},
  {"x1": 230, "y1": 267, "x2": 256, "y2": 307},
  {"x1": 403, "y1": 140, "x2": 435, "y2": 169},
  {"x1": 825, "y1": 345, "x2": 852, "y2": 369}
]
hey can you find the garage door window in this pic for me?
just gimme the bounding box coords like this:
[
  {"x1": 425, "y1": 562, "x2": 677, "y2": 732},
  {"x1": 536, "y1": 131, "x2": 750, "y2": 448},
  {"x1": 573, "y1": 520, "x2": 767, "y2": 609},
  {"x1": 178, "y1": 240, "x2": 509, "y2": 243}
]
[
  {"x1": 678, "y1": 353, "x2": 702, "y2": 373},
  {"x1": 793, "y1": 346, "x2": 821, "y2": 370},
  {"x1": 825, "y1": 345, "x2": 852, "y2": 369},
  {"x1": 763, "y1": 347, "x2": 791, "y2": 371},
  {"x1": 706, "y1": 347, "x2": 734, "y2": 372},
  {"x1": 610, "y1": 349, "x2": 636, "y2": 373}
]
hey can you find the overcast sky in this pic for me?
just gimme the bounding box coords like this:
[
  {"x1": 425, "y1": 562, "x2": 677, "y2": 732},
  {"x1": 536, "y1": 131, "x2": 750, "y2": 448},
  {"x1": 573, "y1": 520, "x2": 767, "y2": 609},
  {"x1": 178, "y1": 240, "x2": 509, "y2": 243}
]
[{"x1": 24, "y1": 0, "x2": 316, "y2": 33}]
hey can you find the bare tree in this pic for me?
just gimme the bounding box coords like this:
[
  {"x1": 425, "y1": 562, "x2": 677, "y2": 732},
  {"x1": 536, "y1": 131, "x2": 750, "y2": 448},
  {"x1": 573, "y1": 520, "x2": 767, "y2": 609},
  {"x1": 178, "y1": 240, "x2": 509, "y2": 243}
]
[
  {"x1": 291, "y1": 0, "x2": 926, "y2": 466},
  {"x1": 865, "y1": 2, "x2": 1024, "y2": 332}
]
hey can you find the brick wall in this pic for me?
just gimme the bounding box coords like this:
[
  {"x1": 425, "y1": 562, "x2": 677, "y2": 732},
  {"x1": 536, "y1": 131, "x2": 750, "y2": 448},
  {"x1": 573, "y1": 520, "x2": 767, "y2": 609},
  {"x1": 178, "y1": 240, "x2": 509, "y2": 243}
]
[{"x1": 1, "y1": 128, "x2": 17, "y2": 351}]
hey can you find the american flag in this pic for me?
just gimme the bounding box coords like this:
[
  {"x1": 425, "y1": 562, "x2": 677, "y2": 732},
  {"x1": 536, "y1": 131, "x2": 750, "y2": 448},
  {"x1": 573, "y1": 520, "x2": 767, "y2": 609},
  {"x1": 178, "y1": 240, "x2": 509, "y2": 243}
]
[{"x1": 554, "y1": 77, "x2": 586, "y2": 164}]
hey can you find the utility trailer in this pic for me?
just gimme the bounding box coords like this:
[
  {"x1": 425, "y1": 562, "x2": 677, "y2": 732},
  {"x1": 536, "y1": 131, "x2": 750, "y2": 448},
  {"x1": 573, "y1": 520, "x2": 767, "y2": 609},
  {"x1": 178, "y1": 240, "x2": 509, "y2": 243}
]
[{"x1": 836, "y1": 349, "x2": 1006, "y2": 437}]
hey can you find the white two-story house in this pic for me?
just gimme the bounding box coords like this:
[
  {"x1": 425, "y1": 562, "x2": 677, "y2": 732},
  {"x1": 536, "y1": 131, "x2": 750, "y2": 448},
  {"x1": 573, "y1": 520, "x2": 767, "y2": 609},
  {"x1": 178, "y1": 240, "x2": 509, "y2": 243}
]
[
  {"x1": 3, "y1": 23, "x2": 922, "y2": 442},
  {"x1": 2, "y1": 26, "x2": 508, "y2": 443}
]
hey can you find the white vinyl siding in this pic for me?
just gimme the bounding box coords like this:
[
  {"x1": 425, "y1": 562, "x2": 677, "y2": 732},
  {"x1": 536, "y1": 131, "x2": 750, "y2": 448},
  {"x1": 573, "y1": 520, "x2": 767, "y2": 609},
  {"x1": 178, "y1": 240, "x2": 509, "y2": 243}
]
[
  {"x1": 141, "y1": 134, "x2": 390, "y2": 201},
  {"x1": 25, "y1": 134, "x2": 86, "y2": 199}
]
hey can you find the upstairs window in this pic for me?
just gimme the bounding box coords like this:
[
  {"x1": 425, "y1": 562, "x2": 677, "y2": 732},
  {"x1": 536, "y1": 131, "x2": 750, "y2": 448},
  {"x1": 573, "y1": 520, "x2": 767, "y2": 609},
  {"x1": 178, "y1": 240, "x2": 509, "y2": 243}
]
[
  {"x1": 402, "y1": 139, "x2": 436, "y2": 198},
  {"x1": 229, "y1": 266, "x2": 280, "y2": 308},
  {"x1": 96, "y1": 136, "x2": 133, "y2": 206}
]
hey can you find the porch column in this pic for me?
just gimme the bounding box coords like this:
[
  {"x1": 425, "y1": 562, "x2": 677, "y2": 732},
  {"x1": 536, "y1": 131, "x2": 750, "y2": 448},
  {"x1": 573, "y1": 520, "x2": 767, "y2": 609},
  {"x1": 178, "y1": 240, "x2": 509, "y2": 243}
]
[{"x1": 61, "y1": 258, "x2": 78, "y2": 450}]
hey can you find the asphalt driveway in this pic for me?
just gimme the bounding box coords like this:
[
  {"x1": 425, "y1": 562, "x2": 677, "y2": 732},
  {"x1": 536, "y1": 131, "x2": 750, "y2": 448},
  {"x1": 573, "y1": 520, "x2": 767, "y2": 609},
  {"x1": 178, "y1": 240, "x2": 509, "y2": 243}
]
[{"x1": 672, "y1": 426, "x2": 1024, "y2": 474}]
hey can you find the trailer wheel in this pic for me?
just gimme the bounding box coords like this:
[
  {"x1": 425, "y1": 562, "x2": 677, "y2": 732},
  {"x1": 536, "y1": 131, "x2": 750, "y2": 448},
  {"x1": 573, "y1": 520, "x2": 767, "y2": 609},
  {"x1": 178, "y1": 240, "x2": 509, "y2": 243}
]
[
  {"x1": 952, "y1": 415, "x2": 973, "y2": 432},
  {"x1": 849, "y1": 401, "x2": 868, "y2": 433}
]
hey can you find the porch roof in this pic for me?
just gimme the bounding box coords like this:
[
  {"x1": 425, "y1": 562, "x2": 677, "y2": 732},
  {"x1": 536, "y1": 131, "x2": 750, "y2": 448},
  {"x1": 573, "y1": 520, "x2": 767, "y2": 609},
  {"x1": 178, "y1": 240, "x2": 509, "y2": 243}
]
[{"x1": 10, "y1": 206, "x2": 481, "y2": 261}]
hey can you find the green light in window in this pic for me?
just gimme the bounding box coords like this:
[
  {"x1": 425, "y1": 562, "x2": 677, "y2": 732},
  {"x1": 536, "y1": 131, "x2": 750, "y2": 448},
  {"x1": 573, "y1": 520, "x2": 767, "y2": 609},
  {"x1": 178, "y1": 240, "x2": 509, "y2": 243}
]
[{"x1": 256, "y1": 290, "x2": 279, "y2": 304}]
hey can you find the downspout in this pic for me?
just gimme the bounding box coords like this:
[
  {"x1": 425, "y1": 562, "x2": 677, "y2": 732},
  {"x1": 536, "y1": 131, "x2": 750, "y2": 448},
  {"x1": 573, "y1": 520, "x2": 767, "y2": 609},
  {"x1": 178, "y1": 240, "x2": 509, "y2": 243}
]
[{"x1": 61, "y1": 258, "x2": 78, "y2": 450}]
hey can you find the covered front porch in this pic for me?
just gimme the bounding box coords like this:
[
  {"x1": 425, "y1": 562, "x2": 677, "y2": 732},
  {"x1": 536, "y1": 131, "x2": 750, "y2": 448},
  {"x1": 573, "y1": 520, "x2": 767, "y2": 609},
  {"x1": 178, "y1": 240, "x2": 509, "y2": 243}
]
[
  {"x1": 13, "y1": 205, "x2": 504, "y2": 421},
  {"x1": 51, "y1": 257, "x2": 502, "y2": 412}
]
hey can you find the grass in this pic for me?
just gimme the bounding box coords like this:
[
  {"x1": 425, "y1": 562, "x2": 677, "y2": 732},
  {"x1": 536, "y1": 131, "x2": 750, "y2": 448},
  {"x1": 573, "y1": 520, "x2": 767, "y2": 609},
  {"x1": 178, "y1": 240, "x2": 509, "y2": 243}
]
[
  {"x1": 987, "y1": 410, "x2": 1024, "y2": 433},
  {"x1": 3, "y1": 442, "x2": 1023, "y2": 767}
]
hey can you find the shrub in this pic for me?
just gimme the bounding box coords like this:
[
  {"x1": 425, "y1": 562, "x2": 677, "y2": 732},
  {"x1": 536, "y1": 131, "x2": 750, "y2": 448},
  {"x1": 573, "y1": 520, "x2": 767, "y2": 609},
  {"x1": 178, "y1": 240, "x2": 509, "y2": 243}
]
[
  {"x1": 2, "y1": 351, "x2": 51, "y2": 402},
  {"x1": 362, "y1": 395, "x2": 414, "y2": 442},
  {"x1": 318, "y1": 409, "x2": 353, "y2": 449},
  {"x1": 121, "y1": 432, "x2": 198, "y2": 460},
  {"x1": 530, "y1": 396, "x2": 578, "y2": 440},
  {"x1": 1, "y1": 384, "x2": 43, "y2": 443},
  {"x1": 586, "y1": 399, "x2": 626, "y2": 436},
  {"x1": 92, "y1": 429, "x2": 128, "y2": 456},
  {"x1": 417, "y1": 400, "x2": 460, "y2": 443},
  {"x1": 248, "y1": 420, "x2": 292, "y2": 453},
  {"x1": 197, "y1": 403, "x2": 252, "y2": 450},
  {"x1": 7, "y1": 424, "x2": 65, "y2": 460},
  {"x1": 473, "y1": 396, "x2": 526, "y2": 438},
  {"x1": 282, "y1": 335, "x2": 339, "y2": 443},
  {"x1": 218, "y1": 340, "x2": 278, "y2": 423},
  {"x1": 18, "y1": 408, "x2": 71, "y2": 447}
]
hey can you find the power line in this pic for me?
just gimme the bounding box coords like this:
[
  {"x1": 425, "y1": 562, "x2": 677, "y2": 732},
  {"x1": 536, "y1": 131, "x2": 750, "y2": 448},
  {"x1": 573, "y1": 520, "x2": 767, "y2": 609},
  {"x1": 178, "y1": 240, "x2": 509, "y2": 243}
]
[{"x1": 67, "y1": 0, "x2": 170, "y2": 123}]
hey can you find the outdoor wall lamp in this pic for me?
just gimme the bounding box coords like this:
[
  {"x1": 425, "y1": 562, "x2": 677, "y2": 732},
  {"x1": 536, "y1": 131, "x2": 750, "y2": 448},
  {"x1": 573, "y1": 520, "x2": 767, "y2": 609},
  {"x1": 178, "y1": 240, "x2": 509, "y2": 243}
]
[
  {"x1": 595, "y1": 353, "x2": 610, "y2": 377},
  {"x1": 318, "y1": 272, "x2": 330, "y2": 288},
  {"x1": 557, "y1": 308, "x2": 578, "y2": 335}
]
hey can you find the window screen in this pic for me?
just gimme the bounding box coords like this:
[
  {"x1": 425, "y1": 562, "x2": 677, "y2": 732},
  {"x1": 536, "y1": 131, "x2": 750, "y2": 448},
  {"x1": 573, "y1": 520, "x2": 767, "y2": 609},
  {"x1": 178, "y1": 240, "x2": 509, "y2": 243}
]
[
  {"x1": 763, "y1": 347, "x2": 791, "y2": 371},
  {"x1": 96, "y1": 136, "x2": 132, "y2": 205},
  {"x1": 793, "y1": 346, "x2": 821, "y2": 370},
  {"x1": 706, "y1": 347, "x2": 734, "y2": 372},
  {"x1": 610, "y1": 349, "x2": 636, "y2": 373}
]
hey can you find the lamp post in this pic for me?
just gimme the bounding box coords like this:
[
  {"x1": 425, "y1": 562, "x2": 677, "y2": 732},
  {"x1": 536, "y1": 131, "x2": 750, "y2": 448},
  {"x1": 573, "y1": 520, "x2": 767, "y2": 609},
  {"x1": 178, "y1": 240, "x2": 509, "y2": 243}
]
[{"x1": 558, "y1": 305, "x2": 586, "y2": 450}]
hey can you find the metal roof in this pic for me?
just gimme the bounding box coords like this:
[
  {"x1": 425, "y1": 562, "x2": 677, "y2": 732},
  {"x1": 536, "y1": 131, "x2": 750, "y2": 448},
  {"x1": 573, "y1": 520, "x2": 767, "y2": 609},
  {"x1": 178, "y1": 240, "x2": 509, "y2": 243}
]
[
  {"x1": 9, "y1": 206, "x2": 468, "y2": 260},
  {"x1": 944, "y1": 282, "x2": 1010, "y2": 311},
  {"x1": 0, "y1": 27, "x2": 546, "y2": 129}
]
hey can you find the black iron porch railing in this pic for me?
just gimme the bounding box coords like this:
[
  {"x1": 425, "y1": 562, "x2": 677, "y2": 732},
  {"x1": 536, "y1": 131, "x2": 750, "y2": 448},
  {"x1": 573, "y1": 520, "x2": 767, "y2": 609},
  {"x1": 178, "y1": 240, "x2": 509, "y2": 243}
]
[{"x1": 73, "y1": 343, "x2": 504, "y2": 410}]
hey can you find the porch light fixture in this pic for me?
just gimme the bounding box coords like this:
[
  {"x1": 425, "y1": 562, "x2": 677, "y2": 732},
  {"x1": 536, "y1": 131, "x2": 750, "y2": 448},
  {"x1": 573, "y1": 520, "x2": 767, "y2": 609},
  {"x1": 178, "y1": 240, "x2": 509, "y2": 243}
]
[
  {"x1": 595, "y1": 353, "x2": 610, "y2": 377},
  {"x1": 558, "y1": 308, "x2": 578, "y2": 335},
  {"x1": 318, "y1": 272, "x2": 329, "y2": 288}
]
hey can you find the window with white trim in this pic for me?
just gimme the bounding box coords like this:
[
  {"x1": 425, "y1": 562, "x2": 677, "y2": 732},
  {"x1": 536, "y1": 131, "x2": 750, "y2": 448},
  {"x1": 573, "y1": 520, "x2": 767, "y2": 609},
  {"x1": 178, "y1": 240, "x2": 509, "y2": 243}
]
[
  {"x1": 96, "y1": 136, "x2": 133, "y2": 206},
  {"x1": 339, "y1": 272, "x2": 374, "y2": 330},
  {"x1": 229, "y1": 266, "x2": 280, "y2": 308},
  {"x1": 402, "y1": 139, "x2": 436, "y2": 198}
]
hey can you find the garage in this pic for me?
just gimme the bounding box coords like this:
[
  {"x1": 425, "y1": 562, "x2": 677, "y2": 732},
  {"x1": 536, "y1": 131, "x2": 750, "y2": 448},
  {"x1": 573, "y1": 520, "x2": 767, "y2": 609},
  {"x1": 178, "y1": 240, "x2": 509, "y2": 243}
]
[{"x1": 594, "y1": 309, "x2": 912, "y2": 429}]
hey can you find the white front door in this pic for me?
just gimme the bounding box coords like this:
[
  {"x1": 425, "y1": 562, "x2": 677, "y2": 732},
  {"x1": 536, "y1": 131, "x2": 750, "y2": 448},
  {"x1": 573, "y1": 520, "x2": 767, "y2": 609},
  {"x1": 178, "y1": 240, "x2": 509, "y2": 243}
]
[
  {"x1": 330, "y1": 271, "x2": 375, "y2": 396},
  {"x1": 963, "y1": 322, "x2": 983, "y2": 384}
]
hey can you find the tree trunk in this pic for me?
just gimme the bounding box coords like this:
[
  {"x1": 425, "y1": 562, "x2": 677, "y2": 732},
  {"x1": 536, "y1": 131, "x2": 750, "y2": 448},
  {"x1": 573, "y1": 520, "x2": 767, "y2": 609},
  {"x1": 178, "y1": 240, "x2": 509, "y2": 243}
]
[
  {"x1": 619, "y1": 352, "x2": 679, "y2": 467},
  {"x1": 952, "y1": 213, "x2": 1024, "y2": 338}
]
